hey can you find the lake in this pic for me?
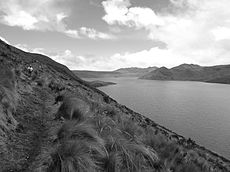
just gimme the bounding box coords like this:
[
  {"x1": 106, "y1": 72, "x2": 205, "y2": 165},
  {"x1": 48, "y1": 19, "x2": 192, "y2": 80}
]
[{"x1": 85, "y1": 77, "x2": 230, "y2": 159}]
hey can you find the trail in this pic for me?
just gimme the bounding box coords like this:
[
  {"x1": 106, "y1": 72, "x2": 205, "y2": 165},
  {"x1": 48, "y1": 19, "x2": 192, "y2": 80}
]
[{"x1": 4, "y1": 86, "x2": 56, "y2": 172}]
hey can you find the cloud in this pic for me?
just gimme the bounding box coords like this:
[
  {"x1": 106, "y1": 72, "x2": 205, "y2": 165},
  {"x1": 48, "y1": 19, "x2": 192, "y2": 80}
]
[
  {"x1": 0, "y1": 0, "x2": 65, "y2": 30},
  {"x1": 102, "y1": 0, "x2": 164, "y2": 28},
  {"x1": 49, "y1": 49, "x2": 118, "y2": 70},
  {"x1": 12, "y1": 42, "x2": 194, "y2": 70},
  {"x1": 211, "y1": 27, "x2": 230, "y2": 41},
  {"x1": 64, "y1": 29, "x2": 80, "y2": 38},
  {"x1": 80, "y1": 27, "x2": 115, "y2": 40},
  {"x1": 101, "y1": 0, "x2": 230, "y2": 67},
  {"x1": 0, "y1": 0, "x2": 113, "y2": 40}
]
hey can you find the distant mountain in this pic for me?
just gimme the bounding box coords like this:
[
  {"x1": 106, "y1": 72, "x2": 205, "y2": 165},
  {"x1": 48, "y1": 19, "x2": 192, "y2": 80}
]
[
  {"x1": 73, "y1": 66, "x2": 158, "y2": 78},
  {"x1": 72, "y1": 70, "x2": 120, "y2": 78},
  {"x1": 87, "y1": 80, "x2": 116, "y2": 87},
  {"x1": 114, "y1": 66, "x2": 158, "y2": 74},
  {"x1": 140, "y1": 64, "x2": 230, "y2": 84}
]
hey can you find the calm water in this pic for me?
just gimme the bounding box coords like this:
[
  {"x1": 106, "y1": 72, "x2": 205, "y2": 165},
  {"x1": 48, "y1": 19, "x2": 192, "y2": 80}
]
[{"x1": 85, "y1": 77, "x2": 230, "y2": 159}]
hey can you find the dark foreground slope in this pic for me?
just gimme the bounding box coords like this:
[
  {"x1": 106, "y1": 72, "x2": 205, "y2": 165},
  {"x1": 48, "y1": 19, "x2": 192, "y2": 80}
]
[
  {"x1": 140, "y1": 64, "x2": 230, "y2": 84},
  {"x1": 0, "y1": 39, "x2": 230, "y2": 172}
]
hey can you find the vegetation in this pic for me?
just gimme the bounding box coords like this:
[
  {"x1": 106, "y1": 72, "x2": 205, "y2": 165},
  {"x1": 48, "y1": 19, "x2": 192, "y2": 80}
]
[
  {"x1": 47, "y1": 98, "x2": 230, "y2": 172},
  {"x1": 55, "y1": 96, "x2": 91, "y2": 120},
  {"x1": 47, "y1": 102, "x2": 162, "y2": 172},
  {"x1": 0, "y1": 63, "x2": 18, "y2": 131},
  {"x1": 0, "y1": 38, "x2": 229, "y2": 172}
]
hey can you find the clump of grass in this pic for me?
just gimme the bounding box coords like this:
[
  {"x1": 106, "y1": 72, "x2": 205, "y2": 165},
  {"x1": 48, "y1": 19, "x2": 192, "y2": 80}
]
[
  {"x1": 49, "y1": 80, "x2": 65, "y2": 93},
  {"x1": 117, "y1": 119, "x2": 143, "y2": 142},
  {"x1": 89, "y1": 114, "x2": 117, "y2": 138},
  {"x1": 57, "y1": 121, "x2": 104, "y2": 146},
  {"x1": 55, "y1": 96, "x2": 91, "y2": 120},
  {"x1": 49, "y1": 120, "x2": 106, "y2": 172},
  {"x1": 48, "y1": 140, "x2": 99, "y2": 172},
  {"x1": 103, "y1": 135, "x2": 159, "y2": 172},
  {"x1": 142, "y1": 126, "x2": 169, "y2": 151},
  {"x1": 98, "y1": 105, "x2": 123, "y2": 123}
]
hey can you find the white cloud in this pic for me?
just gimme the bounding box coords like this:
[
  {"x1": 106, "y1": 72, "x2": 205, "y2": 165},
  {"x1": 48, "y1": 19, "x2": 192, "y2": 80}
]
[
  {"x1": 211, "y1": 27, "x2": 230, "y2": 41},
  {"x1": 0, "y1": 0, "x2": 113, "y2": 40},
  {"x1": 0, "y1": 0, "x2": 63, "y2": 30},
  {"x1": 64, "y1": 29, "x2": 80, "y2": 38},
  {"x1": 80, "y1": 27, "x2": 115, "y2": 40},
  {"x1": 101, "y1": 0, "x2": 230, "y2": 67},
  {"x1": 102, "y1": 0, "x2": 164, "y2": 28},
  {"x1": 3, "y1": 11, "x2": 38, "y2": 30}
]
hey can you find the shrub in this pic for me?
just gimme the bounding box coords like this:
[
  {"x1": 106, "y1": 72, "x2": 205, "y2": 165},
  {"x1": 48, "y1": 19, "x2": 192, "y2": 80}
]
[
  {"x1": 49, "y1": 80, "x2": 65, "y2": 93},
  {"x1": 49, "y1": 121, "x2": 107, "y2": 172},
  {"x1": 117, "y1": 119, "x2": 143, "y2": 142},
  {"x1": 55, "y1": 97, "x2": 91, "y2": 120},
  {"x1": 48, "y1": 140, "x2": 99, "y2": 172},
  {"x1": 103, "y1": 136, "x2": 159, "y2": 172},
  {"x1": 57, "y1": 121, "x2": 104, "y2": 146}
]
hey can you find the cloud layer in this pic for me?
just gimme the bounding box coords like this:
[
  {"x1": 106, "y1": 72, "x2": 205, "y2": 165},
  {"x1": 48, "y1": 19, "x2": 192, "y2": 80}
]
[
  {"x1": 1, "y1": 0, "x2": 230, "y2": 70},
  {"x1": 100, "y1": 0, "x2": 230, "y2": 68},
  {"x1": 0, "y1": 0, "x2": 113, "y2": 40}
]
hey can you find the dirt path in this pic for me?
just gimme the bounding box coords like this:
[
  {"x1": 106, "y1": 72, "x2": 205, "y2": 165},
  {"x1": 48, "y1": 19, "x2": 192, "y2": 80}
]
[{"x1": 4, "y1": 86, "x2": 56, "y2": 172}]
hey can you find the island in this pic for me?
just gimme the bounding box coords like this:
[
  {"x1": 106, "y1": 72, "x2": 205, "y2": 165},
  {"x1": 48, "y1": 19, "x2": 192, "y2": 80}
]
[{"x1": 87, "y1": 80, "x2": 116, "y2": 87}]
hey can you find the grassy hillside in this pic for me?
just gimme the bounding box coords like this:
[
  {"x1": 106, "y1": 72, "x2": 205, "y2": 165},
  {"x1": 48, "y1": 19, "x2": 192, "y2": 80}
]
[
  {"x1": 140, "y1": 64, "x2": 230, "y2": 84},
  {"x1": 0, "y1": 39, "x2": 230, "y2": 172}
]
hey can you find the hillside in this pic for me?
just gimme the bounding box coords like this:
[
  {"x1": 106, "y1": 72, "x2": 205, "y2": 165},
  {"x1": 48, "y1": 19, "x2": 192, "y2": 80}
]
[
  {"x1": 0, "y1": 39, "x2": 230, "y2": 172},
  {"x1": 140, "y1": 64, "x2": 230, "y2": 84},
  {"x1": 114, "y1": 66, "x2": 158, "y2": 77},
  {"x1": 73, "y1": 66, "x2": 158, "y2": 78}
]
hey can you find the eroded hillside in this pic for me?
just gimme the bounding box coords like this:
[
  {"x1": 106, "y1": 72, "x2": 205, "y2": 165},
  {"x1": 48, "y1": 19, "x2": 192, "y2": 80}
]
[{"x1": 0, "y1": 39, "x2": 230, "y2": 172}]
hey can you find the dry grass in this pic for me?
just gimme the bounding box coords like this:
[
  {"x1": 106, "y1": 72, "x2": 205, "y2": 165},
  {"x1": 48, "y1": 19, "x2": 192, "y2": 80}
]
[
  {"x1": 48, "y1": 140, "x2": 99, "y2": 172},
  {"x1": 57, "y1": 121, "x2": 104, "y2": 146},
  {"x1": 55, "y1": 96, "x2": 91, "y2": 120},
  {"x1": 0, "y1": 64, "x2": 18, "y2": 133}
]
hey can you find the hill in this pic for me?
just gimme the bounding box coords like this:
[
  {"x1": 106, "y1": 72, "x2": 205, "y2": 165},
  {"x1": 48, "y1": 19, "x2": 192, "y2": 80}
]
[
  {"x1": 73, "y1": 66, "x2": 158, "y2": 78},
  {"x1": 114, "y1": 66, "x2": 158, "y2": 76},
  {"x1": 0, "y1": 39, "x2": 230, "y2": 171},
  {"x1": 140, "y1": 63, "x2": 230, "y2": 84}
]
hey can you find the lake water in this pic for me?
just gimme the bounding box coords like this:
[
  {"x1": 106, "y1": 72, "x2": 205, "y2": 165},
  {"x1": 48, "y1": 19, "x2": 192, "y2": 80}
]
[{"x1": 85, "y1": 77, "x2": 230, "y2": 159}]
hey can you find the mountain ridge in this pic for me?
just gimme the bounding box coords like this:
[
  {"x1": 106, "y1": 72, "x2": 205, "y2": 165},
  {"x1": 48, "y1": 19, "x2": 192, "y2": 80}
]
[
  {"x1": 73, "y1": 66, "x2": 158, "y2": 78},
  {"x1": 140, "y1": 63, "x2": 230, "y2": 84}
]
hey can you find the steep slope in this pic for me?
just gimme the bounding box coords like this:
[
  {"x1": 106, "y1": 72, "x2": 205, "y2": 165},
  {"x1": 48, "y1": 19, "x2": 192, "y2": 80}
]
[
  {"x1": 140, "y1": 67, "x2": 173, "y2": 80},
  {"x1": 140, "y1": 63, "x2": 230, "y2": 84},
  {"x1": 0, "y1": 39, "x2": 230, "y2": 171}
]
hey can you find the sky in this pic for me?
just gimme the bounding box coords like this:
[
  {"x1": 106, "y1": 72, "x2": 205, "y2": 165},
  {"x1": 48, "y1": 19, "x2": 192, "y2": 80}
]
[{"x1": 0, "y1": 0, "x2": 230, "y2": 71}]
